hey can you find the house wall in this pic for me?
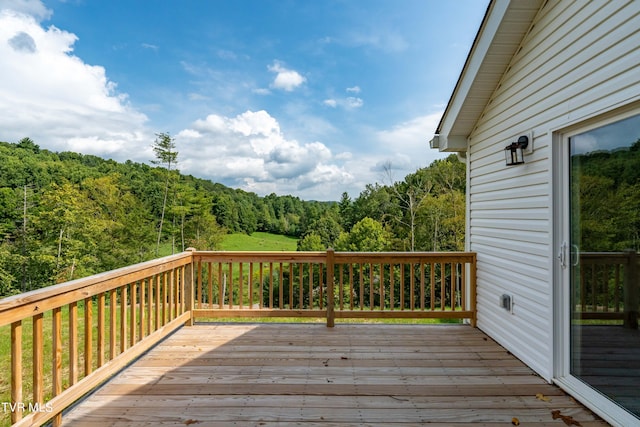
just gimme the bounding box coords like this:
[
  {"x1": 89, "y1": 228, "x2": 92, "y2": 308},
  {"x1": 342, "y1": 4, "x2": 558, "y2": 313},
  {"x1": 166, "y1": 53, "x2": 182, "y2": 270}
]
[{"x1": 467, "y1": 0, "x2": 640, "y2": 381}]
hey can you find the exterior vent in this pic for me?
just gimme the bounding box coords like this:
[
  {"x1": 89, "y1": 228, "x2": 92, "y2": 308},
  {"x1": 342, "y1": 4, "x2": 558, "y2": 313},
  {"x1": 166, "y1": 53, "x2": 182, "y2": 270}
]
[{"x1": 501, "y1": 294, "x2": 513, "y2": 313}]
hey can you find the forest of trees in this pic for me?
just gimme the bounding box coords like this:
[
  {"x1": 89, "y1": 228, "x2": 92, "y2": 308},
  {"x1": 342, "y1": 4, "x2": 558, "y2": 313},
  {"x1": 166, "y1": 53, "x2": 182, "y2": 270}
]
[{"x1": 0, "y1": 137, "x2": 466, "y2": 297}]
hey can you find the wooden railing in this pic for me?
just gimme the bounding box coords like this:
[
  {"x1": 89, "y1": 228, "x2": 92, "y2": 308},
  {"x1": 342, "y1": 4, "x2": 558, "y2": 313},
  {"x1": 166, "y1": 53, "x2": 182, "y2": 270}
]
[
  {"x1": 576, "y1": 250, "x2": 639, "y2": 328},
  {"x1": 0, "y1": 252, "x2": 193, "y2": 427},
  {"x1": 191, "y1": 250, "x2": 476, "y2": 327},
  {"x1": 0, "y1": 249, "x2": 476, "y2": 426}
]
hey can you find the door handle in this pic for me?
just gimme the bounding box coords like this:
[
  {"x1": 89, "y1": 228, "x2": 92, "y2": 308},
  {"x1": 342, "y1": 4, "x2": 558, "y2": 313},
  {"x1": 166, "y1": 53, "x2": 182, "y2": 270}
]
[
  {"x1": 558, "y1": 241, "x2": 567, "y2": 269},
  {"x1": 571, "y1": 244, "x2": 580, "y2": 267}
]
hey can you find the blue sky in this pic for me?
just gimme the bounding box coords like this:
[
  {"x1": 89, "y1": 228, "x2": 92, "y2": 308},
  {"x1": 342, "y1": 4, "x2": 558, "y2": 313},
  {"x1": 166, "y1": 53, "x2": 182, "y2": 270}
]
[{"x1": 0, "y1": 0, "x2": 488, "y2": 200}]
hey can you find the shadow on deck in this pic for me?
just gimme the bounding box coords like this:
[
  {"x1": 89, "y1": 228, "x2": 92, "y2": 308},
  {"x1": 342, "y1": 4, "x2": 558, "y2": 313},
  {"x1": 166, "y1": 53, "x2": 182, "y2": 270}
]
[{"x1": 63, "y1": 323, "x2": 609, "y2": 426}]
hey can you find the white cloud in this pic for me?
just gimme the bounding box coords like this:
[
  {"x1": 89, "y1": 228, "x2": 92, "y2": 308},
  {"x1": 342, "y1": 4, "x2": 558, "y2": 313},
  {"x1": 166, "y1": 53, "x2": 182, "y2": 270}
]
[
  {"x1": 345, "y1": 97, "x2": 363, "y2": 108},
  {"x1": 187, "y1": 92, "x2": 210, "y2": 101},
  {"x1": 0, "y1": 0, "x2": 51, "y2": 21},
  {"x1": 374, "y1": 112, "x2": 448, "y2": 173},
  {"x1": 178, "y1": 110, "x2": 355, "y2": 200},
  {"x1": 141, "y1": 43, "x2": 158, "y2": 51},
  {"x1": 176, "y1": 129, "x2": 202, "y2": 139},
  {"x1": 322, "y1": 97, "x2": 363, "y2": 110},
  {"x1": 346, "y1": 30, "x2": 409, "y2": 53},
  {"x1": 377, "y1": 112, "x2": 441, "y2": 147},
  {"x1": 216, "y1": 49, "x2": 237, "y2": 60},
  {"x1": 346, "y1": 86, "x2": 361, "y2": 94},
  {"x1": 335, "y1": 151, "x2": 352, "y2": 160},
  {"x1": 323, "y1": 99, "x2": 337, "y2": 108},
  {"x1": 268, "y1": 60, "x2": 306, "y2": 91},
  {"x1": 0, "y1": 8, "x2": 151, "y2": 162}
]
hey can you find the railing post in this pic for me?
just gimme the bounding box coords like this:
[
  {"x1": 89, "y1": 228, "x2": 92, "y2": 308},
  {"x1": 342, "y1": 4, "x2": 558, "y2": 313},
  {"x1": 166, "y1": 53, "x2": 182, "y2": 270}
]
[
  {"x1": 623, "y1": 249, "x2": 638, "y2": 329},
  {"x1": 326, "y1": 248, "x2": 335, "y2": 328},
  {"x1": 470, "y1": 254, "x2": 477, "y2": 328},
  {"x1": 185, "y1": 248, "x2": 196, "y2": 326}
]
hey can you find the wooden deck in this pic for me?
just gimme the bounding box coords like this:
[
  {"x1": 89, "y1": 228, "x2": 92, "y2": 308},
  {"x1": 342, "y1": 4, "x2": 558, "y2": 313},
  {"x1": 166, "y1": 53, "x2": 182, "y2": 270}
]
[{"x1": 63, "y1": 324, "x2": 609, "y2": 426}]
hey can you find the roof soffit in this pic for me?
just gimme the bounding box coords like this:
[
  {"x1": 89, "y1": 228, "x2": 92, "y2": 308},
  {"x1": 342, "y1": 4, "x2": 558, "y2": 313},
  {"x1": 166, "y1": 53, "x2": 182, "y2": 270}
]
[{"x1": 435, "y1": 0, "x2": 544, "y2": 143}]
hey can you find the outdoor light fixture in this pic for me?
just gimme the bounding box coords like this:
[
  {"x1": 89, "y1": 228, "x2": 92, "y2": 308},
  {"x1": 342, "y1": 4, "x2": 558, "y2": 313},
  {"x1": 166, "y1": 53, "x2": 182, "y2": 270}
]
[{"x1": 504, "y1": 135, "x2": 529, "y2": 166}]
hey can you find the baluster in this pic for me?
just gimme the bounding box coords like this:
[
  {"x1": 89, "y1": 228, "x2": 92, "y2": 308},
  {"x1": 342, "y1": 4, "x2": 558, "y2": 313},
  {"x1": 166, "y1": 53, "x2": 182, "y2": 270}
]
[
  {"x1": 129, "y1": 282, "x2": 136, "y2": 347},
  {"x1": 69, "y1": 302, "x2": 79, "y2": 384},
  {"x1": 33, "y1": 313, "x2": 44, "y2": 405},
  {"x1": 85, "y1": 297, "x2": 93, "y2": 376},
  {"x1": 440, "y1": 262, "x2": 445, "y2": 310},
  {"x1": 420, "y1": 263, "x2": 425, "y2": 311},
  {"x1": 400, "y1": 263, "x2": 405, "y2": 310},
  {"x1": 389, "y1": 264, "x2": 395, "y2": 311},
  {"x1": 208, "y1": 262, "x2": 214, "y2": 309},
  {"x1": 239, "y1": 262, "x2": 244, "y2": 309},
  {"x1": 379, "y1": 263, "x2": 384, "y2": 311},
  {"x1": 139, "y1": 280, "x2": 145, "y2": 340},
  {"x1": 52, "y1": 307, "x2": 62, "y2": 426},
  {"x1": 298, "y1": 262, "x2": 304, "y2": 309},
  {"x1": 451, "y1": 263, "x2": 457, "y2": 311},
  {"x1": 97, "y1": 293, "x2": 105, "y2": 368},
  {"x1": 11, "y1": 321, "x2": 22, "y2": 423},
  {"x1": 409, "y1": 263, "x2": 415, "y2": 311},
  {"x1": 120, "y1": 286, "x2": 127, "y2": 352},
  {"x1": 110, "y1": 290, "x2": 117, "y2": 359},
  {"x1": 430, "y1": 262, "x2": 436, "y2": 311}
]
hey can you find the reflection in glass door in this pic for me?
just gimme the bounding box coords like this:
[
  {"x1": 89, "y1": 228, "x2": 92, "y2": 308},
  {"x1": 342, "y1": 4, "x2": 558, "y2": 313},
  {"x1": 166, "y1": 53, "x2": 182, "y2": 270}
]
[{"x1": 569, "y1": 113, "x2": 640, "y2": 418}]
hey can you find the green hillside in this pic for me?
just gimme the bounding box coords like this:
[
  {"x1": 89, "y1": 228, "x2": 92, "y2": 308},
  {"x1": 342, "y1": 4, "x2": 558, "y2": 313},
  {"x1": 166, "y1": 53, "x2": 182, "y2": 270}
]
[{"x1": 0, "y1": 138, "x2": 466, "y2": 297}]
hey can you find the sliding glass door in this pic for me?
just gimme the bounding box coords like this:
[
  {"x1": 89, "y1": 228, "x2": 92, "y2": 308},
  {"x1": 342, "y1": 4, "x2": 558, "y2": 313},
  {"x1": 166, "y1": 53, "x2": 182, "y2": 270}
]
[{"x1": 567, "y1": 113, "x2": 640, "y2": 418}]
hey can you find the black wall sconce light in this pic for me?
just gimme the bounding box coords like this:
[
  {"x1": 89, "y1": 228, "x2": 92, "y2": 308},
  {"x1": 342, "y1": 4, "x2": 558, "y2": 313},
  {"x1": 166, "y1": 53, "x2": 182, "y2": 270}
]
[{"x1": 504, "y1": 135, "x2": 529, "y2": 166}]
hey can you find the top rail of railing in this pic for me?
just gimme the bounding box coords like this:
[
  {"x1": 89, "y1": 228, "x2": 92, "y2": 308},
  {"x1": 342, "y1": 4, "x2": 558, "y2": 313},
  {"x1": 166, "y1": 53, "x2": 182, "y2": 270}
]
[{"x1": 0, "y1": 251, "x2": 193, "y2": 327}]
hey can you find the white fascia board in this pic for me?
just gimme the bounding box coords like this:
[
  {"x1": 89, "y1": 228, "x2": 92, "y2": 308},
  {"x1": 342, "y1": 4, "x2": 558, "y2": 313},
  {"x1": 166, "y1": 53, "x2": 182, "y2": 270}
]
[{"x1": 436, "y1": 0, "x2": 510, "y2": 146}]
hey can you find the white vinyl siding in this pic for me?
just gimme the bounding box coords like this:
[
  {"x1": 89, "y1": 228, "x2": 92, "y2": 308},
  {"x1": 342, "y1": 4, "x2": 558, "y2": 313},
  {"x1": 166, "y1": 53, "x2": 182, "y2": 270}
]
[{"x1": 467, "y1": 0, "x2": 640, "y2": 381}]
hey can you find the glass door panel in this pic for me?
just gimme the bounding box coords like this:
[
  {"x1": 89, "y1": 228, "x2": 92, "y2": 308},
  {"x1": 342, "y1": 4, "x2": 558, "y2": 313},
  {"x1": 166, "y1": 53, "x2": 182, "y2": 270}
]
[{"x1": 569, "y1": 113, "x2": 640, "y2": 417}]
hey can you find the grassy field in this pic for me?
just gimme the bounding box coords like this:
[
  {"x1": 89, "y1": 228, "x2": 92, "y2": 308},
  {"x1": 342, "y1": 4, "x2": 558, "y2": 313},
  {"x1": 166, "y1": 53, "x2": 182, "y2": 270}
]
[
  {"x1": 219, "y1": 232, "x2": 298, "y2": 251},
  {"x1": 156, "y1": 232, "x2": 298, "y2": 256}
]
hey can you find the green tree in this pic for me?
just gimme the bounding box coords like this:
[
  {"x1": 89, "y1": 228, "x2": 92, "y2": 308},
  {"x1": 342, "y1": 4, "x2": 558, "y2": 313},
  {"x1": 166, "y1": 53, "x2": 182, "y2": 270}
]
[
  {"x1": 0, "y1": 242, "x2": 17, "y2": 295},
  {"x1": 33, "y1": 182, "x2": 102, "y2": 283},
  {"x1": 351, "y1": 183, "x2": 395, "y2": 227},
  {"x1": 417, "y1": 190, "x2": 465, "y2": 251},
  {"x1": 334, "y1": 217, "x2": 390, "y2": 252},
  {"x1": 82, "y1": 174, "x2": 154, "y2": 268},
  {"x1": 16, "y1": 137, "x2": 40, "y2": 153},
  {"x1": 181, "y1": 189, "x2": 226, "y2": 250},
  {"x1": 152, "y1": 132, "x2": 178, "y2": 256},
  {"x1": 338, "y1": 192, "x2": 355, "y2": 230},
  {"x1": 298, "y1": 212, "x2": 342, "y2": 249},
  {"x1": 385, "y1": 164, "x2": 434, "y2": 252},
  {"x1": 297, "y1": 232, "x2": 324, "y2": 251}
]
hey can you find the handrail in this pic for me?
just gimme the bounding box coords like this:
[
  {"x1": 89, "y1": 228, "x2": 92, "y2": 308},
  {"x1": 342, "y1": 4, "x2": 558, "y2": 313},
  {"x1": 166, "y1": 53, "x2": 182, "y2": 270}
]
[
  {"x1": 0, "y1": 251, "x2": 194, "y2": 427},
  {"x1": 0, "y1": 249, "x2": 477, "y2": 426}
]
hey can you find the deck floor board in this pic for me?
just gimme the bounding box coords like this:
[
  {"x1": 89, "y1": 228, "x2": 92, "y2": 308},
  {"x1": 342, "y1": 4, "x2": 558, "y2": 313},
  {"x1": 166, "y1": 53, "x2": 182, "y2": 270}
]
[{"x1": 63, "y1": 324, "x2": 609, "y2": 426}]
